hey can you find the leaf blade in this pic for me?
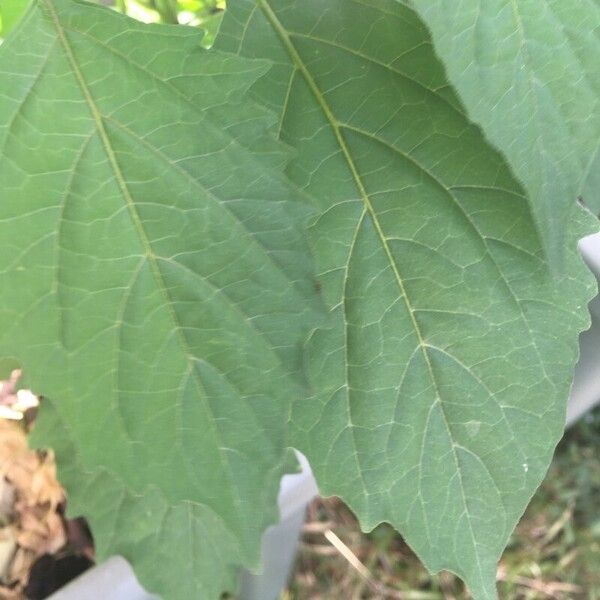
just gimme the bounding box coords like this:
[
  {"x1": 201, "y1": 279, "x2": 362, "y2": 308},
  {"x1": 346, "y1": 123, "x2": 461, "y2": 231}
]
[
  {"x1": 0, "y1": 1, "x2": 322, "y2": 597},
  {"x1": 217, "y1": 1, "x2": 597, "y2": 597},
  {"x1": 408, "y1": 0, "x2": 600, "y2": 264}
]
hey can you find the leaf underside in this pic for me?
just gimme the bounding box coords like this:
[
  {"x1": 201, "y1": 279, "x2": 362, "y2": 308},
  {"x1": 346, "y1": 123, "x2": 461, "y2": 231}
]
[
  {"x1": 0, "y1": 0, "x2": 597, "y2": 598},
  {"x1": 216, "y1": 0, "x2": 597, "y2": 597},
  {"x1": 0, "y1": 1, "x2": 322, "y2": 597},
  {"x1": 409, "y1": 0, "x2": 600, "y2": 264}
]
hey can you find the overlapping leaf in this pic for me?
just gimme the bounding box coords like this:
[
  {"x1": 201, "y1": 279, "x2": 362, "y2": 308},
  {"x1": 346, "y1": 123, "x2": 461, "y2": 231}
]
[
  {"x1": 0, "y1": 0, "x2": 322, "y2": 597},
  {"x1": 409, "y1": 0, "x2": 600, "y2": 263},
  {"x1": 217, "y1": 0, "x2": 597, "y2": 597}
]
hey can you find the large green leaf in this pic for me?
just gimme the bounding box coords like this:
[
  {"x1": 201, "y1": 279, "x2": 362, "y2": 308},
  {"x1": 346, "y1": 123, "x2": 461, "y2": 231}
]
[
  {"x1": 0, "y1": 0, "x2": 321, "y2": 597},
  {"x1": 217, "y1": 0, "x2": 597, "y2": 597},
  {"x1": 408, "y1": 0, "x2": 600, "y2": 264}
]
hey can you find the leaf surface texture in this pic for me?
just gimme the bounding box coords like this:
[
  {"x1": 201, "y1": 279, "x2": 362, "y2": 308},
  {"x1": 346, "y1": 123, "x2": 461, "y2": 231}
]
[
  {"x1": 409, "y1": 0, "x2": 600, "y2": 262},
  {"x1": 217, "y1": 1, "x2": 597, "y2": 597},
  {"x1": 0, "y1": 1, "x2": 321, "y2": 597}
]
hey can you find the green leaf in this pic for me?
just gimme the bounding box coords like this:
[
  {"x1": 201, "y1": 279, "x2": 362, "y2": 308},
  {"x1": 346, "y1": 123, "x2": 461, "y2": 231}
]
[
  {"x1": 408, "y1": 0, "x2": 600, "y2": 265},
  {"x1": 216, "y1": 0, "x2": 597, "y2": 597},
  {"x1": 34, "y1": 401, "x2": 245, "y2": 597},
  {"x1": 0, "y1": 0, "x2": 321, "y2": 597},
  {"x1": 0, "y1": 0, "x2": 31, "y2": 34}
]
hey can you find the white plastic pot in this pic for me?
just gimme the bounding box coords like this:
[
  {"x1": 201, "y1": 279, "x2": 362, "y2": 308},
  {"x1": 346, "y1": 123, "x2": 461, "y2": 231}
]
[
  {"x1": 48, "y1": 233, "x2": 600, "y2": 600},
  {"x1": 568, "y1": 233, "x2": 600, "y2": 424}
]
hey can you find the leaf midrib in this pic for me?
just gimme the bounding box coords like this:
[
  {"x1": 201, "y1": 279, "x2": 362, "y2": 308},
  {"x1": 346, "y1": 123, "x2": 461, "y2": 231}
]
[
  {"x1": 41, "y1": 0, "x2": 244, "y2": 529},
  {"x1": 52, "y1": 17, "x2": 320, "y2": 336},
  {"x1": 255, "y1": 0, "x2": 488, "y2": 584}
]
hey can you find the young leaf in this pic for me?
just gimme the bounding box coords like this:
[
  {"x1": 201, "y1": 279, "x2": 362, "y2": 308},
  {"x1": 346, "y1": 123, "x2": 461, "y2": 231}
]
[
  {"x1": 0, "y1": 0, "x2": 321, "y2": 597},
  {"x1": 217, "y1": 0, "x2": 597, "y2": 597},
  {"x1": 408, "y1": 0, "x2": 600, "y2": 265}
]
